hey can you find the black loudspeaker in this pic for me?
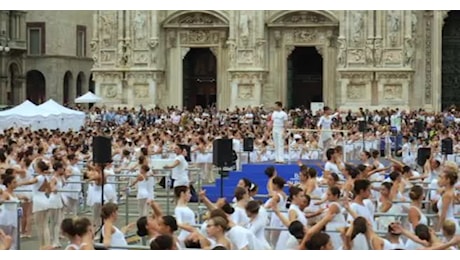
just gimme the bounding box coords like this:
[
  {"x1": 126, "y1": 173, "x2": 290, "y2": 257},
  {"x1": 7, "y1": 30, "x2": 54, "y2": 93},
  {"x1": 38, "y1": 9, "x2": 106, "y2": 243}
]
[
  {"x1": 92, "y1": 136, "x2": 112, "y2": 164},
  {"x1": 213, "y1": 139, "x2": 233, "y2": 168},
  {"x1": 243, "y1": 137, "x2": 254, "y2": 152},
  {"x1": 441, "y1": 138, "x2": 453, "y2": 155},
  {"x1": 417, "y1": 147, "x2": 431, "y2": 167},
  {"x1": 416, "y1": 120, "x2": 425, "y2": 133},
  {"x1": 358, "y1": 121, "x2": 367, "y2": 132},
  {"x1": 179, "y1": 144, "x2": 191, "y2": 162}
]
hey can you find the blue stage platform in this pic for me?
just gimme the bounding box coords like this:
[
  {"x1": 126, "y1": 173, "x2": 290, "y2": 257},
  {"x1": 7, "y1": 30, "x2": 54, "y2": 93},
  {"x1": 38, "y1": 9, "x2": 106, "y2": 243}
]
[{"x1": 201, "y1": 160, "x2": 325, "y2": 202}]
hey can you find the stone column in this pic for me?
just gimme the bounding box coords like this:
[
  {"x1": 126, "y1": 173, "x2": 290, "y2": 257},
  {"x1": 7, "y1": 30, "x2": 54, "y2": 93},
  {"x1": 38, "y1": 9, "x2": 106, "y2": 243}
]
[
  {"x1": 432, "y1": 11, "x2": 443, "y2": 111},
  {"x1": 93, "y1": 12, "x2": 99, "y2": 39},
  {"x1": 0, "y1": 76, "x2": 7, "y2": 105},
  {"x1": 257, "y1": 11, "x2": 264, "y2": 40},
  {"x1": 229, "y1": 11, "x2": 235, "y2": 40},
  {"x1": 166, "y1": 31, "x2": 182, "y2": 107}
]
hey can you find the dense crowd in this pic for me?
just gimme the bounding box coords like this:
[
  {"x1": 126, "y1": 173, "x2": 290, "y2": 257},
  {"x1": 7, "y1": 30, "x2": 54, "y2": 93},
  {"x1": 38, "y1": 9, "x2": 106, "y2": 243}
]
[{"x1": 0, "y1": 104, "x2": 459, "y2": 250}]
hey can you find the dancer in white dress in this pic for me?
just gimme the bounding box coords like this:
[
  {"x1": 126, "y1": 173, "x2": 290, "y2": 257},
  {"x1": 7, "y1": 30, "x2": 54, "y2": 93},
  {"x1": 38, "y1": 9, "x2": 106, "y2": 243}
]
[
  {"x1": 164, "y1": 145, "x2": 189, "y2": 188},
  {"x1": 245, "y1": 200, "x2": 271, "y2": 249},
  {"x1": 0, "y1": 175, "x2": 23, "y2": 249},
  {"x1": 60, "y1": 217, "x2": 94, "y2": 250},
  {"x1": 271, "y1": 187, "x2": 308, "y2": 250},
  {"x1": 266, "y1": 176, "x2": 287, "y2": 247},
  {"x1": 63, "y1": 154, "x2": 82, "y2": 215},
  {"x1": 323, "y1": 186, "x2": 347, "y2": 250},
  {"x1": 436, "y1": 169, "x2": 459, "y2": 233},
  {"x1": 15, "y1": 158, "x2": 34, "y2": 238},
  {"x1": 19, "y1": 160, "x2": 52, "y2": 248},
  {"x1": 406, "y1": 185, "x2": 428, "y2": 232},
  {"x1": 173, "y1": 185, "x2": 196, "y2": 244},
  {"x1": 129, "y1": 165, "x2": 154, "y2": 217},
  {"x1": 48, "y1": 161, "x2": 66, "y2": 248}
]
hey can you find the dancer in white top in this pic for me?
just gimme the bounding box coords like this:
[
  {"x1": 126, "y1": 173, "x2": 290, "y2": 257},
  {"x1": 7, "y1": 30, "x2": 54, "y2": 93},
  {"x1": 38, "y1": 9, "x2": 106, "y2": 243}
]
[
  {"x1": 63, "y1": 154, "x2": 82, "y2": 215},
  {"x1": 129, "y1": 165, "x2": 154, "y2": 217},
  {"x1": 245, "y1": 200, "x2": 271, "y2": 249},
  {"x1": 436, "y1": 168, "x2": 459, "y2": 233},
  {"x1": 231, "y1": 187, "x2": 250, "y2": 226},
  {"x1": 101, "y1": 202, "x2": 129, "y2": 249},
  {"x1": 0, "y1": 175, "x2": 23, "y2": 249},
  {"x1": 60, "y1": 217, "x2": 94, "y2": 250},
  {"x1": 271, "y1": 101, "x2": 288, "y2": 164},
  {"x1": 15, "y1": 158, "x2": 34, "y2": 238},
  {"x1": 164, "y1": 145, "x2": 189, "y2": 188},
  {"x1": 173, "y1": 186, "x2": 196, "y2": 243},
  {"x1": 266, "y1": 176, "x2": 287, "y2": 247},
  {"x1": 317, "y1": 106, "x2": 338, "y2": 150},
  {"x1": 407, "y1": 185, "x2": 428, "y2": 232},
  {"x1": 49, "y1": 161, "x2": 66, "y2": 248},
  {"x1": 323, "y1": 186, "x2": 347, "y2": 250}
]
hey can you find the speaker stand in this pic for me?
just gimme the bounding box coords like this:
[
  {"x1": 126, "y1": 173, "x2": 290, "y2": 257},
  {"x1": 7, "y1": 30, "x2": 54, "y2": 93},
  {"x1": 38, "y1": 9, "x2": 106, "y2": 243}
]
[
  {"x1": 247, "y1": 152, "x2": 251, "y2": 164},
  {"x1": 219, "y1": 167, "x2": 224, "y2": 198},
  {"x1": 94, "y1": 163, "x2": 106, "y2": 242}
]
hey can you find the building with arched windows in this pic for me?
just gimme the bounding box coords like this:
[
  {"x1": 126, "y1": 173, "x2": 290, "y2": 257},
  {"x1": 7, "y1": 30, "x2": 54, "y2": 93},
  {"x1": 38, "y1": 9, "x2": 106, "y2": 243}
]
[
  {"x1": 91, "y1": 10, "x2": 460, "y2": 112},
  {"x1": 0, "y1": 10, "x2": 94, "y2": 107}
]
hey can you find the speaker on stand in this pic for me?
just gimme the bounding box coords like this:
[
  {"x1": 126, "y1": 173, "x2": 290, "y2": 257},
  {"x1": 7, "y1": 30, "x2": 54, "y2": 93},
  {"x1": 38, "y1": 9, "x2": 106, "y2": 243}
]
[
  {"x1": 213, "y1": 139, "x2": 233, "y2": 198},
  {"x1": 441, "y1": 137, "x2": 453, "y2": 161},
  {"x1": 243, "y1": 137, "x2": 254, "y2": 164},
  {"x1": 92, "y1": 135, "x2": 112, "y2": 241}
]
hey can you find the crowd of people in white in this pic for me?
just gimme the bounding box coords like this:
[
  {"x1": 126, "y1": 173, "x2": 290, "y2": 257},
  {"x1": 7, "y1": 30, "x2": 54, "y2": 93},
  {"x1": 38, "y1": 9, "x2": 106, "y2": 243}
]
[{"x1": 0, "y1": 103, "x2": 459, "y2": 250}]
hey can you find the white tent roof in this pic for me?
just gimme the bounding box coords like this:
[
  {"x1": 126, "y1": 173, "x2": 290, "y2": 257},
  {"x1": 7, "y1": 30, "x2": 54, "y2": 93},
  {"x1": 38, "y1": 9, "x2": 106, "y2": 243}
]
[
  {"x1": 75, "y1": 91, "x2": 102, "y2": 103},
  {"x1": 0, "y1": 100, "x2": 52, "y2": 117},
  {"x1": 38, "y1": 99, "x2": 85, "y2": 116}
]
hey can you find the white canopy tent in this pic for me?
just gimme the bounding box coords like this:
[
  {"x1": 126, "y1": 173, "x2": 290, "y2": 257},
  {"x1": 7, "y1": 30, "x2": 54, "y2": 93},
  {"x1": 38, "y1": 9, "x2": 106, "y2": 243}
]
[
  {"x1": 38, "y1": 99, "x2": 86, "y2": 131},
  {"x1": 75, "y1": 91, "x2": 102, "y2": 103},
  {"x1": 0, "y1": 100, "x2": 60, "y2": 131}
]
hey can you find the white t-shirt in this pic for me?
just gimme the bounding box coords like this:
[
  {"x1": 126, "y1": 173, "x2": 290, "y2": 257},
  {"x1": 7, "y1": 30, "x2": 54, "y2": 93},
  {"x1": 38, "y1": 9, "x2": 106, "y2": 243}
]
[
  {"x1": 171, "y1": 155, "x2": 189, "y2": 187},
  {"x1": 226, "y1": 226, "x2": 251, "y2": 250},
  {"x1": 272, "y1": 110, "x2": 288, "y2": 128}
]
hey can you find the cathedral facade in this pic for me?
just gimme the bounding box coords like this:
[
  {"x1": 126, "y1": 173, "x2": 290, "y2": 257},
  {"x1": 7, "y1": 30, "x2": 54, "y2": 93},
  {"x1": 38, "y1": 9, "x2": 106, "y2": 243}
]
[{"x1": 91, "y1": 10, "x2": 459, "y2": 111}]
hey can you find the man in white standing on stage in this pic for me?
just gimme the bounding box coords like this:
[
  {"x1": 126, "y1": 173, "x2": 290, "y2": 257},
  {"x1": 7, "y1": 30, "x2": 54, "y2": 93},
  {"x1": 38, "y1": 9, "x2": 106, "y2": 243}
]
[{"x1": 271, "y1": 101, "x2": 288, "y2": 164}]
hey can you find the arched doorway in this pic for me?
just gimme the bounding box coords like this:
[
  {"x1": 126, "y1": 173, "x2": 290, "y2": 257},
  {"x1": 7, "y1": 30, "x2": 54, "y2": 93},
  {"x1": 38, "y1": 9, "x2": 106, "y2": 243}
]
[
  {"x1": 26, "y1": 70, "x2": 46, "y2": 104},
  {"x1": 63, "y1": 71, "x2": 73, "y2": 105},
  {"x1": 442, "y1": 11, "x2": 460, "y2": 110},
  {"x1": 88, "y1": 73, "x2": 95, "y2": 93},
  {"x1": 183, "y1": 48, "x2": 217, "y2": 109},
  {"x1": 8, "y1": 63, "x2": 21, "y2": 105},
  {"x1": 287, "y1": 47, "x2": 323, "y2": 109},
  {"x1": 76, "y1": 72, "x2": 86, "y2": 97}
]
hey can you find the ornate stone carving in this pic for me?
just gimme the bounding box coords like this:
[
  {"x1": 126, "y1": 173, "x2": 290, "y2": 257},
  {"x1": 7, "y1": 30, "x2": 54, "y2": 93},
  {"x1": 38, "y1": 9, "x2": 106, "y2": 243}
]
[
  {"x1": 347, "y1": 49, "x2": 365, "y2": 63},
  {"x1": 134, "y1": 84, "x2": 149, "y2": 98},
  {"x1": 346, "y1": 84, "x2": 365, "y2": 99},
  {"x1": 237, "y1": 84, "x2": 254, "y2": 100},
  {"x1": 133, "y1": 11, "x2": 148, "y2": 48},
  {"x1": 411, "y1": 11, "x2": 418, "y2": 36},
  {"x1": 351, "y1": 11, "x2": 364, "y2": 45},
  {"x1": 383, "y1": 85, "x2": 403, "y2": 100},
  {"x1": 387, "y1": 10, "x2": 401, "y2": 47},
  {"x1": 239, "y1": 12, "x2": 250, "y2": 47},
  {"x1": 337, "y1": 38, "x2": 347, "y2": 67},
  {"x1": 90, "y1": 40, "x2": 99, "y2": 66},
  {"x1": 293, "y1": 29, "x2": 317, "y2": 43},
  {"x1": 237, "y1": 50, "x2": 254, "y2": 64},
  {"x1": 226, "y1": 40, "x2": 237, "y2": 66},
  {"x1": 169, "y1": 12, "x2": 226, "y2": 26},
  {"x1": 148, "y1": 38, "x2": 159, "y2": 65},
  {"x1": 255, "y1": 40, "x2": 265, "y2": 67},
  {"x1": 424, "y1": 11, "x2": 433, "y2": 104},
  {"x1": 365, "y1": 39, "x2": 374, "y2": 64},
  {"x1": 340, "y1": 72, "x2": 373, "y2": 80},
  {"x1": 168, "y1": 31, "x2": 177, "y2": 48},
  {"x1": 374, "y1": 38, "x2": 383, "y2": 66},
  {"x1": 382, "y1": 50, "x2": 402, "y2": 64},
  {"x1": 101, "y1": 84, "x2": 118, "y2": 98},
  {"x1": 133, "y1": 51, "x2": 149, "y2": 64},
  {"x1": 179, "y1": 30, "x2": 221, "y2": 45},
  {"x1": 101, "y1": 51, "x2": 114, "y2": 63},
  {"x1": 376, "y1": 72, "x2": 410, "y2": 79},
  {"x1": 315, "y1": 46, "x2": 323, "y2": 57},
  {"x1": 272, "y1": 11, "x2": 332, "y2": 24},
  {"x1": 118, "y1": 40, "x2": 132, "y2": 67},
  {"x1": 230, "y1": 72, "x2": 267, "y2": 83},
  {"x1": 100, "y1": 12, "x2": 116, "y2": 48},
  {"x1": 403, "y1": 38, "x2": 415, "y2": 67},
  {"x1": 273, "y1": 30, "x2": 282, "y2": 48}
]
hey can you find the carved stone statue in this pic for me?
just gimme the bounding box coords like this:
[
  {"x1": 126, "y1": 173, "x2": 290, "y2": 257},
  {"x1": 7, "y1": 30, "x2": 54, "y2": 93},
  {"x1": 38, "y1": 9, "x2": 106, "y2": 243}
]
[
  {"x1": 352, "y1": 12, "x2": 364, "y2": 44},
  {"x1": 255, "y1": 40, "x2": 265, "y2": 67},
  {"x1": 118, "y1": 40, "x2": 131, "y2": 67},
  {"x1": 403, "y1": 38, "x2": 414, "y2": 67},
  {"x1": 411, "y1": 11, "x2": 417, "y2": 36},
  {"x1": 374, "y1": 39, "x2": 383, "y2": 66},
  {"x1": 388, "y1": 11, "x2": 400, "y2": 47},
  {"x1": 226, "y1": 40, "x2": 237, "y2": 66},
  {"x1": 100, "y1": 14, "x2": 113, "y2": 47},
  {"x1": 90, "y1": 40, "x2": 99, "y2": 65},
  {"x1": 148, "y1": 38, "x2": 159, "y2": 65},
  {"x1": 337, "y1": 38, "x2": 347, "y2": 66},
  {"x1": 133, "y1": 11, "x2": 147, "y2": 47},
  {"x1": 365, "y1": 40, "x2": 374, "y2": 64},
  {"x1": 239, "y1": 12, "x2": 250, "y2": 47}
]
